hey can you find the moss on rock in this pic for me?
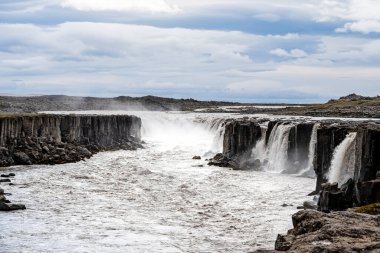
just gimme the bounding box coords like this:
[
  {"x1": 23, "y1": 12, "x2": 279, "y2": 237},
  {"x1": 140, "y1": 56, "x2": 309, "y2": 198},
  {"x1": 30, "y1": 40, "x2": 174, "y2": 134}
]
[{"x1": 353, "y1": 202, "x2": 380, "y2": 215}]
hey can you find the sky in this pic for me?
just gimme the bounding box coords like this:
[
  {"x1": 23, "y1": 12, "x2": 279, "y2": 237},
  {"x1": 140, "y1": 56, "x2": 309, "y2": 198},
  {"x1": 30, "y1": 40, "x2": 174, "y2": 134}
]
[{"x1": 0, "y1": 0, "x2": 380, "y2": 103}]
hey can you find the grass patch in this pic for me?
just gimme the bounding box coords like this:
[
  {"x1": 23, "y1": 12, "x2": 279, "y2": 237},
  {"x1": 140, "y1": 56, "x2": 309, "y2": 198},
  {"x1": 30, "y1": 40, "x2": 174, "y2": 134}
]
[{"x1": 353, "y1": 202, "x2": 380, "y2": 215}]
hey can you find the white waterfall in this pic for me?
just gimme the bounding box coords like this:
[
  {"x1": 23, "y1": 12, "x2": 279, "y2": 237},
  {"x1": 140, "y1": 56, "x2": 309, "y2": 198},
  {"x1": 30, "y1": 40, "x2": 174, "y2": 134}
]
[
  {"x1": 297, "y1": 123, "x2": 319, "y2": 178},
  {"x1": 264, "y1": 123, "x2": 294, "y2": 172},
  {"x1": 251, "y1": 126, "x2": 267, "y2": 163},
  {"x1": 327, "y1": 132, "x2": 357, "y2": 186}
]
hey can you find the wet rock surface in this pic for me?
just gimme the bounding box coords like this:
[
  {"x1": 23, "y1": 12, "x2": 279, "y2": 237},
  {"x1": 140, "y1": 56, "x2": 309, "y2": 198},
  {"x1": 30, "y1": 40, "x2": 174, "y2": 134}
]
[
  {"x1": 253, "y1": 210, "x2": 380, "y2": 253},
  {"x1": 215, "y1": 117, "x2": 380, "y2": 212},
  {"x1": 315, "y1": 121, "x2": 380, "y2": 211},
  {"x1": 222, "y1": 119, "x2": 262, "y2": 158},
  {"x1": 0, "y1": 114, "x2": 142, "y2": 167},
  {"x1": 0, "y1": 174, "x2": 26, "y2": 212},
  {"x1": 207, "y1": 153, "x2": 239, "y2": 169}
]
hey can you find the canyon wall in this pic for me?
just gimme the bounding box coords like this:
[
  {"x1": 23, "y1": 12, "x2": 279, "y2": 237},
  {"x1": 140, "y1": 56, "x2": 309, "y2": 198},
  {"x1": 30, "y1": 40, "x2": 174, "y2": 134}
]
[
  {"x1": 215, "y1": 118, "x2": 380, "y2": 211},
  {"x1": 0, "y1": 114, "x2": 141, "y2": 167},
  {"x1": 222, "y1": 120, "x2": 262, "y2": 158}
]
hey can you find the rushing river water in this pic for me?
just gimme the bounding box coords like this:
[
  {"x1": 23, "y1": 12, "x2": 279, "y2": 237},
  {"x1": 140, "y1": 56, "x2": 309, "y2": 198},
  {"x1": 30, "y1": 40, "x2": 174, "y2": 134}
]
[{"x1": 0, "y1": 112, "x2": 314, "y2": 253}]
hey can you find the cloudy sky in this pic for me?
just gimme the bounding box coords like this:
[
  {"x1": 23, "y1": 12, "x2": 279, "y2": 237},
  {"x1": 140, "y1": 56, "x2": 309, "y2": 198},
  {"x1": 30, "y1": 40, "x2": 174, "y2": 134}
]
[{"x1": 1, "y1": 0, "x2": 379, "y2": 102}]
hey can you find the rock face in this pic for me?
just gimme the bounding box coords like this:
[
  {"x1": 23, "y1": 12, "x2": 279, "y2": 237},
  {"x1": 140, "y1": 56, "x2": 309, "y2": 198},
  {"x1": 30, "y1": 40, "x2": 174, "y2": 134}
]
[
  {"x1": 314, "y1": 125, "x2": 350, "y2": 192},
  {"x1": 212, "y1": 117, "x2": 380, "y2": 211},
  {"x1": 271, "y1": 210, "x2": 380, "y2": 253},
  {"x1": 222, "y1": 119, "x2": 262, "y2": 158},
  {"x1": 209, "y1": 119, "x2": 263, "y2": 170},
  {"x1": 287, "y1": 123, "x2": 314, "y2": 173},
  {"x1": 316, "y1": 122, "x2": 380, "y2": 211},
  {"x1": 0, "y1": 114, "x2": 142, "y2": 167}
]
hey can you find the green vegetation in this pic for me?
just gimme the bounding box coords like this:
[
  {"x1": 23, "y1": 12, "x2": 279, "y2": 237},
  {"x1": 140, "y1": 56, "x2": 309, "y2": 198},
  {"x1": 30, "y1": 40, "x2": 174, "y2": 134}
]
[{"x1": 353, "y1": 202, "x2": 380, "y2": 215}]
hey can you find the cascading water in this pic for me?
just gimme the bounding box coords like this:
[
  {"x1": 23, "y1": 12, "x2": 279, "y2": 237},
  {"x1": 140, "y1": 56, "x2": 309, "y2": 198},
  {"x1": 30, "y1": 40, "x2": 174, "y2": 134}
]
[
  {"x1": 327, "y1": 132, "x2": 357, "y2": 186},
  {"x1": 251, "y1": 126, "x2": 267, "y2": 165},
  {"x1": 204, "y1": 118, "x2": 227, "y2": 154},
  {"x1": 262, "y1": 123, "x2": 294, "y2": 172},
  {"x1": 137, "y1": 112, "x2": 221, "y2": 155},
  {"x1": 297, "y1": 123, "x2": 319, "y2": 178}
]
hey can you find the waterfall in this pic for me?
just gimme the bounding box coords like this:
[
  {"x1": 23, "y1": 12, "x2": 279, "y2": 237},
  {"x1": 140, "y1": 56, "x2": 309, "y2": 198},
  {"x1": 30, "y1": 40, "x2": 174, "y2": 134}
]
[
  {"x1": 327, "y1": 132, "x2": 357, "y2": 186},
  {"x1": 297, "y1": 123, "x2": 319, "y2": 178},
  {"x1": 263, "y1": 123, "x2": 294, "y2": 172},
  {"x1": 204, "y1": 118, "x2": 227, "y2": 154},
  {"x1": 251, "y1": 126, "x2": 267, "y2": 161}
]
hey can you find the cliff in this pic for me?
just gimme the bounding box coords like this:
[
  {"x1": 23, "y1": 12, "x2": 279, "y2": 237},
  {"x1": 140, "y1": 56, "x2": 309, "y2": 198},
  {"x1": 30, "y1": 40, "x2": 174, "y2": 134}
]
[
  {"x1": 316, "y1": 122, "x2": 380, "y2": 211},
  {"x1": 210, "y1": 117, "x2": 380, "y2": 212},
  {"x1": 0, "y1": 114, "x2": 142, "y2": 167},
  {"x1": 223, "y1": 119, "x2": 262, "y2": 158}
]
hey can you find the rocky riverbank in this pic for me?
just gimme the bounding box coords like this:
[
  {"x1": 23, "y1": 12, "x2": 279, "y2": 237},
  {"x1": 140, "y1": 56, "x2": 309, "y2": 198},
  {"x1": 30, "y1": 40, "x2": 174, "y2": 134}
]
[
  {"x1": 0, "y1": 114, "x2": 142, "y2": 167},
  {"x1": 253, "y1": 209, "x2": 380, "y2": 253}
]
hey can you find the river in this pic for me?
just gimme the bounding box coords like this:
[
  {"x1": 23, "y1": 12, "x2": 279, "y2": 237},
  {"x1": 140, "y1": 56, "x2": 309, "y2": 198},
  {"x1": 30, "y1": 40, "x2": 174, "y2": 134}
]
[{"x1": 0, "y1": 111, "x2": 314, "y2": 253}]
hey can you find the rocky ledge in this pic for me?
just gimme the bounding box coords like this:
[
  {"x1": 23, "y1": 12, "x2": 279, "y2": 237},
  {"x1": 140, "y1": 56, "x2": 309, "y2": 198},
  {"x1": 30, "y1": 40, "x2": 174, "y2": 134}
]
[
  {"x1": 254, "y1": 209, "x2": 380, "y2": 253},
  {"x1": 0, "y1": 114, "x2": 142, "y2": 167},
  {"x1": 0, "y1": 174, "x2": 26, "y2": 212}
]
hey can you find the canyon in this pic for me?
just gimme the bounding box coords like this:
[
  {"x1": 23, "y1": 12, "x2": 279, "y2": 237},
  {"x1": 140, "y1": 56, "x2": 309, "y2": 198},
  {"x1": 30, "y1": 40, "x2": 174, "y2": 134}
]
[{"x1": 0, "y1": 111, "x2": 379, "y2": 252}]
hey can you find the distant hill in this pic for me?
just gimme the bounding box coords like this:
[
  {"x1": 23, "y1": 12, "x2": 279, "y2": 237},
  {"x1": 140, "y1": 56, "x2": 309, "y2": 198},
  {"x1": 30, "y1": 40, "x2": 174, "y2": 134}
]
[
  {"x1": 324, "y1": 93, "x2": 380, "y2": 108},
  {"x1": 0, "y1": 95, "x2": 241, "y2": 113}
]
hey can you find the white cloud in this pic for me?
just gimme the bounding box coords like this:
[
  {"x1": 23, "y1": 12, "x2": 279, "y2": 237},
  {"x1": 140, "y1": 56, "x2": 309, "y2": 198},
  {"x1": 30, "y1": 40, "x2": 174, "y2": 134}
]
[
  {"x1": 61, "y1": 0, "x2": 180, "y2": 13},
  {"x1": 270, "y1": 48, "x2": 307, "y2": 58},
  {"x1": 0, "y1": 22, "x2": 379, "y2": 100},
  {"x1": 336, "y1": 20, "x2": 380, "y2": 34},
  {"x1": 227, "y1": 80, "x2": 283, "y2": 93},
  {"x1": 317, "y1": 0, "x2": 380, "y2": 33}
]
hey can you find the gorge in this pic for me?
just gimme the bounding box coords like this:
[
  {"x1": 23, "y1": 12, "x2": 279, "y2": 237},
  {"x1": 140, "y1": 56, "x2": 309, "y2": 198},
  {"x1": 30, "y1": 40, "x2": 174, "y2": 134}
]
[{"x1": 0, "y1": 111, "x2": 379, "y2": 252}]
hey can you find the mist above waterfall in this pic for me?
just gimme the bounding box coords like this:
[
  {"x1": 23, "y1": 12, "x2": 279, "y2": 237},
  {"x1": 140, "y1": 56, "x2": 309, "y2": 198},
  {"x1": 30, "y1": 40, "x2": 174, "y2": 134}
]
[{"x1": 136, "y1": 112, "x2": 225, "y2": 155}]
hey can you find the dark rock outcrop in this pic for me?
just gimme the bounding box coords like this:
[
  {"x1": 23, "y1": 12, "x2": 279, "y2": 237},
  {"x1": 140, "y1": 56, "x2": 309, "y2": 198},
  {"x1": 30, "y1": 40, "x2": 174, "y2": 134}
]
[
  {"x1": 0, "y1": 186, "x2": 26, "y2": 211},
  {"x1": 314, "y1": 125, "x2": 350, "y2": 192},
  {"x1": 318, "y1": 180, "x2": 354, "y2": 212},
  {"x1": 207, "y1": 153, "x2": 238, "y2": 169},
  {"x1": 253, "y1": 210, "x2": 380, "y2": 253},
  {"x1": 209, "y1": 119, "x2": 263, "y2": 169},
  {"x1": 0, "y1": 114, "x2": 142, "y2": 167},
  {"x1": 214, "y1": 117, "x2": 380, "y2": 211},
  {"x1": 315, "y1": 122, "x2": 380, "y2": 211},
  {"x1": 287, "y1": 123, "x2": 314, "y2": 173},
  {"x1": 223, "y1": 119, "x2": 262, "y2": 158}
]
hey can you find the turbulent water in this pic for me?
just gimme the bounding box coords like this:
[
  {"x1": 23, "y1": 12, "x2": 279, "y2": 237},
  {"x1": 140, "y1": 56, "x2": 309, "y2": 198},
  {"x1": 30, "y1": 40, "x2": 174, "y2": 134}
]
[{"x1": 0, "y1": 111, "x2": 315, "y2": 252}]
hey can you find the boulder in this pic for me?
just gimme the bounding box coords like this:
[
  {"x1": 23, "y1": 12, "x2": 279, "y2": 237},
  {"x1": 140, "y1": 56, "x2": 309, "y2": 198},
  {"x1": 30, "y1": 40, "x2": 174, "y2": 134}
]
[
  {"x1": 272, "y1": 210, "x2": 380, "y2": 252},
  {"x1": 13, "y1": 152, "x2": 32, "y2": 165},
  {"x1": 0, "y1": 202, "x2": 26, "y2": 211},
  {"x1": 318, "y1": 179, "x2": 354, "y2": 212},
  {"x1": 0, "y1": 195, "x2": 7, "y2": 202},
  {"x1": 76, "y1": 147, "x2": 92, "y2": 158},
  {"x1": 303, "y1": 201, "x2": 318, "y2": 210},
  {"x1": 42, "y1": 146, "x2": 50, "y2": 154},
  {"x1": 208, "y1": 153, "x2": 238, "y2": 169},
  {"x1": 0, "y1": 202, "x2": 10, "y2": 211},
  {"x1": 192, "y1": 156, "x2": 201, "y2": 160}
]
